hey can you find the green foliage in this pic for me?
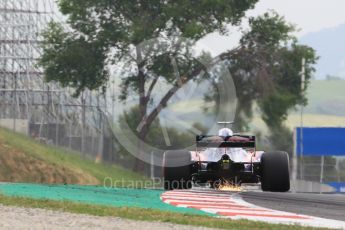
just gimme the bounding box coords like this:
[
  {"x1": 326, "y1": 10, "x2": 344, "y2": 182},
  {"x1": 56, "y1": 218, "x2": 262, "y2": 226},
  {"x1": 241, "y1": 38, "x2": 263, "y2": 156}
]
[
  {"x1": 40, "y1": 2, "x2": 318, "y2": 156},
  {"x1": 240, "y1": 11, "x2": 296, "y2": 49},
  {"x1": 58, "y1": 0, "x2": 257, "y2": 41},
  {"x1": 41, "y1": 0, "x2": 257, "y2": 94},
  {"x1": 229, "y1": 12, "x2": 317, "y2": 152},
  {"x1": 39, "y1": 22, "x2": 109, "y2": 96},
  {"x1": 266, "y1": 125, "x2": 293, "y2": 153},
  {"x1": 40, "y1": 1, "x2": 259, "y2": 155},
  {"x1": 119, "y1": 106, "x2": 197, "y2": 151},
  {"x1": 197, "y1": 12, "x2": 318, "y2": 152}
]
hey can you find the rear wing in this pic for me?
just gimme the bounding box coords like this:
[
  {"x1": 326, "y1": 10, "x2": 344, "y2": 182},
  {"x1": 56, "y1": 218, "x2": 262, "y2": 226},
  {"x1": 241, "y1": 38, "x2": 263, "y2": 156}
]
[{"x1": 196, "y1": 135, "x2": 255, "y2": 148}]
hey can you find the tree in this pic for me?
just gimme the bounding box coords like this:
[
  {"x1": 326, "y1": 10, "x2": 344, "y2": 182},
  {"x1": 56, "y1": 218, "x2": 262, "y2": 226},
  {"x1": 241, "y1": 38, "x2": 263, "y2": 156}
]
[
  {"x1": 40, "y1": 2, "x2": 317, "y2": 170},
  {"x1": 204, "y1": 12, "x2": 317, "y2": 153},
  {"x1": 238, "y1": 13, "x2": 317, "y2": 152},
  {"x1": 117, "y1": 106, "x2": 208, "y2": 173},
  {"x1": 40, "y1": 0, "x2": 258, "y2": 170},
  {"x1": 119, "y1": 106, "x2": 196, "y2": 150}
]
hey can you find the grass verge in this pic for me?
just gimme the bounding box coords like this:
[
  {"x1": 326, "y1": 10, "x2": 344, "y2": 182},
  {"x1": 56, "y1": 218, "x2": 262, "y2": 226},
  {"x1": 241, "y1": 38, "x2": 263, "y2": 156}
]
[
  {"x1": 0, "y1": 194, "x2": 319, "y2": 230},
  {"x1": 0, "y1": 127, "x2": 145, "y2": 185}
]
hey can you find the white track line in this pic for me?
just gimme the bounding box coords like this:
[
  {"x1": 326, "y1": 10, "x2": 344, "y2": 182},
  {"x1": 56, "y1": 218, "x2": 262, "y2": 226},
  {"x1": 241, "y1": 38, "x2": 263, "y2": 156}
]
[{"x1": 161, "y1": 196, "x2": 234, "y2": 202}]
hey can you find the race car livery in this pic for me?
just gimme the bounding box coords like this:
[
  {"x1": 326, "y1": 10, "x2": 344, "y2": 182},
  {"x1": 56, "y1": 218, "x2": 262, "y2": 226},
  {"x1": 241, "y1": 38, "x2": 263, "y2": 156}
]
[{"x1": 163, "y1": 133, "x2": 290, "y2": 192}]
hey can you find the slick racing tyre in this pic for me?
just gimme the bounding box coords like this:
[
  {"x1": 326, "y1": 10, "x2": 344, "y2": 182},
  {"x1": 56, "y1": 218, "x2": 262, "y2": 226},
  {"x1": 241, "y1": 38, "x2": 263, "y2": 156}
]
[
  {"x1": 163, "y1": 150, "x2": 193, "y2": 190},
  {"x1": 261, "y1": 151, "x2": 290, "y2": 192}
]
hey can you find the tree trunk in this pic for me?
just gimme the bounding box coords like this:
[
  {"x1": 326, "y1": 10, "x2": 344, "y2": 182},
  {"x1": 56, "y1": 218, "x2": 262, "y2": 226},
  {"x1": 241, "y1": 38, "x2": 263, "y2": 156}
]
[
  {"x1": 132, "y1": 49, "x2": 211, "y2": 173},
  {"x1": 134, "y1": 46, "x2": 149, "y2": 173},
  {"x1": 133, "y1": 129, "x2": 148, "y2": 173}
]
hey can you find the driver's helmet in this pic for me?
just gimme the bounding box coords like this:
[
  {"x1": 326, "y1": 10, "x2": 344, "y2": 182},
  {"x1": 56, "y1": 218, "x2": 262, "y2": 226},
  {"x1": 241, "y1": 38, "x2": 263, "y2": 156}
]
[{"x1": 218, "y1": 128, "x2": 233, "y2": 137}]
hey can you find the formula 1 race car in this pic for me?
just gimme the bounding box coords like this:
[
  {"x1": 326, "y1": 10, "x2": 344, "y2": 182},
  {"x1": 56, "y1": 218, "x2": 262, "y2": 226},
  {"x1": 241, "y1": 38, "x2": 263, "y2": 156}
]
[{"x1": 163, "y1": 134, "x2": 290, "y2": 192}]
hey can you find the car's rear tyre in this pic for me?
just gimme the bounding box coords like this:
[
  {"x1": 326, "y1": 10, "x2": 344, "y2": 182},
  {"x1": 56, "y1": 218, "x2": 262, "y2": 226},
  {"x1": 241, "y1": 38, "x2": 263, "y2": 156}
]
[
  {"x1": 163, "y1": 150, "x2": 192, "y2": 190},
  {"x1": 261, "y1": 151, "x2": 290, "y2": 192}
]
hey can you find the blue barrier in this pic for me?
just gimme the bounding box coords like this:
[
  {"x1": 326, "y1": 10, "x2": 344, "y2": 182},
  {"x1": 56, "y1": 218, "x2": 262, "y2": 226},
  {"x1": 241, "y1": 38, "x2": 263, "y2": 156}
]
[
  {"x1": 327, "y1": 182, "x2": 345, "y2": 193},
  {"x1": 295, "y1": 127, "x2": 345, "y2": 156}
]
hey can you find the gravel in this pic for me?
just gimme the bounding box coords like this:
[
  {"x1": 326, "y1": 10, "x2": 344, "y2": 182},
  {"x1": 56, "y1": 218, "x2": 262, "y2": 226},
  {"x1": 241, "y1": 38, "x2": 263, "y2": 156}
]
[{"x1": 0, "y1": 205, "x2": 215, "y2": 230}]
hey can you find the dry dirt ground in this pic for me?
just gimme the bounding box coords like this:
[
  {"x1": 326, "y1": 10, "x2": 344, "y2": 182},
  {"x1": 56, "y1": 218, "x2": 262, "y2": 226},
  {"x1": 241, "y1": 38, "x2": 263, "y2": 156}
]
[{"x1": 0, "y1": 205, "x2": 215, "y2": 230}]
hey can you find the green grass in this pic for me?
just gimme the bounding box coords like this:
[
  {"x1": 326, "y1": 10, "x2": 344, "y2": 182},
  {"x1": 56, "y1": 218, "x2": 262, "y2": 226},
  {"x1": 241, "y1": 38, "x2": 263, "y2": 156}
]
[
  {"x1": 290, "y1": 79, "x2": 345, "y2": 116},
  {"x1": 285, "y1": 114, "x2": 345, "y2": 129},
  {"x1": 0, "y1": 194, "x2": 319, "y2": 230},
  {"x1": 0, "y1": 127, "x2": 145, "y2": 185},
  {"x1": 169, "y1": 99, "x2": 214, "y2": 114},
  {"x1": 0, "y1": 184, "x2": 204, "y2": 214},
  {"x1": 250, "y1": 113, "x2": 345, "y2": 135},
  {"x1": 306, "y1": 79, "x2": 345, "y2": 106}
]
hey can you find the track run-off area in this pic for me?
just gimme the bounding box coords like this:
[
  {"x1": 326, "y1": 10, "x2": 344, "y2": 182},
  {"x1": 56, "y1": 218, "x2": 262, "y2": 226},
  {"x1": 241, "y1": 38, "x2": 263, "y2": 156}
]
[{"x1": 1, "y1": 183, "x2": 345, "y2": 229}]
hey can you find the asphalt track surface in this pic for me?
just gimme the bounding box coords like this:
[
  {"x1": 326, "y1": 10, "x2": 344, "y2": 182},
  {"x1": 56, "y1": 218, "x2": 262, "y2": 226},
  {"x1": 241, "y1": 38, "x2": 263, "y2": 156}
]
[{"x1": 240, "y1": 191, "x2": 345, "y2": 222}]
